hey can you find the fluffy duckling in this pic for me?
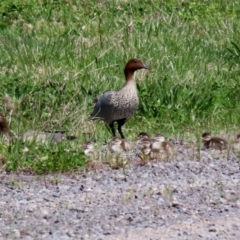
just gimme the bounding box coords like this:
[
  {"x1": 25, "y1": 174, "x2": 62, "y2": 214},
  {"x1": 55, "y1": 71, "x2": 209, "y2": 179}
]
[
  {"x1": 150, "y1": 134, "x2": 175, "y2": 160},
  {"x1": 232, "y1": 134, "x2": 240, "y2": 152},
  {"x1": 136, "y1": 132, "x2": 151, "y2": 149},
  {"x1": 83, "y1": 141, "x2": 96, "y2": 158},
  {"x1": 202, "y1": 132, "x2": 228, "y2": 151},
  {"x1": 134, "y1": 132, "x2": 152, "y2": 164},
  {"x1": 107, "y1": 137, "x2": 132, "y2": 169},
  {"x1": 137, "y1": 132, "x2": 150, "y2": 140},
  {"x1": 83, "y1": 141, "x2": 106, "y2": 171},
  {"x1": 91, "y1": 59, "x2": 149, "y2": 139},
  {"x1": 135, "y1": 132, "x2": 152, "y2": 154},
  {"x1": 109, "y1": 137, "x2": 132, "y2": 153},
  {"x1": 82, "y1": 141, "x2": 104, "y2": 171},
  {"x1": 152, "y1": 133, "x2": 165, "y2": 142}
]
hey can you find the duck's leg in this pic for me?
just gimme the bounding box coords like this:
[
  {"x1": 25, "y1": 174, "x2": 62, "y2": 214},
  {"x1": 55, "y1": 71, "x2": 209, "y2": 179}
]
[
  {"x1": 109, "y1": 122, "x2": 116, "y2": 137},
  {"x1": 117, "y1": 119, "x2": 126, "y2": 139}
]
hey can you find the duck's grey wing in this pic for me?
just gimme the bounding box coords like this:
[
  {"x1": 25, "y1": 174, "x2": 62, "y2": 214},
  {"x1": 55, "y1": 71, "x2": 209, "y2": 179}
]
[{"x1": 91, "y1": 91, "x2": 114, "y2": 123}]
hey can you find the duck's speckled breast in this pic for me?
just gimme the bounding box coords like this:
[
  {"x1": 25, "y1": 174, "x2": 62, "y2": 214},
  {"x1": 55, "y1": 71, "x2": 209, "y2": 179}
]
[{"x1": 111, "y1": 83, "x2": 139, "y2": 121}]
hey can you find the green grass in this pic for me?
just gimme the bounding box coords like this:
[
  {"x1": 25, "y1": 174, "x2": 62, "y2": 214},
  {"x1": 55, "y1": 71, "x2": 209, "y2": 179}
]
[
  {"x1": 6, "y1": 139, "x2": 85, "y2": 174},
  {"x1": 1, "y1": 0, "x2": 240, "y2": 172}
]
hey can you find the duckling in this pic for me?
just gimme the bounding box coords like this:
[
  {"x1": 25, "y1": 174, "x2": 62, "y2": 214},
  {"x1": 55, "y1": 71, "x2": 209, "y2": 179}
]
[
  {"x1": 150, "y1": 134, "x2": 165, "y2": 158},
  {"x1": 82, "y1": 141, "x2": 104, "y2": 171},
  {"x1": 121, "y1": 138, "x2": 133, "y2": 152},
  {"x1": 152, "y1": 133, "x2": 165, "y2": 143},
  {"x1": 135, "y1": 132, "x2": 152, "y2": 163},
  {"x1": 151, "y1": 134, "x2": 175, "y2": 160},
  {"x1": 202, "y1": 132, "x2": 228, "y2": 151},
  {"x1": 137, "y1": 132, "x2": 150, "y2": 140},
  {"x1": 232, "y1": 134, "x2": 240, "y2": 152},
  {"x1": 91, "y1": 59, "x2": 149, "y2": 139},
  {"x1": 161, "y1": 140, "x2": 175, "y2": 158},
  {"x1": 83, "y1": 141, "x2": 96, "y2": 158},
  {"x1": 107, "y1": 137, "x2": 132, "y2": 169},
  {"x1": 135, "y1": 132, "x2": 151, "y2": 150},
  {"x1": 109, "y1": 137, "x2": 132, "y2": 153}
]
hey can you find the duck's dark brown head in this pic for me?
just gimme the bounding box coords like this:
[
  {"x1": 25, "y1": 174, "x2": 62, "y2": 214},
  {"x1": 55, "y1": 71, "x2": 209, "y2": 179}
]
[{"x1": 124, "y1": 59, "x2": 149, "y2": 80}]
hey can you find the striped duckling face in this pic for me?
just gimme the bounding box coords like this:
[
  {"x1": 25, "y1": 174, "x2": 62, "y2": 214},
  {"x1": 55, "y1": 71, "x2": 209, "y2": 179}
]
[
  {"x1": 151, "y1": 134, "x2": 165, "y2": 150},
  {"x1": 136, "y1": 132, "x2": 151, "y2": 151},
  {"x1": 136, "y1": 132, "x2": 150, "y2": 140},
  {"x1": 109, "y1": 137, "x2": 124, "y2": 153},
  {"x1": 202, "y1": 132, "x2": 212, "y2": 142},
  {"x1": 137, "y1": 132, "x2": 149, "y2": 139}
]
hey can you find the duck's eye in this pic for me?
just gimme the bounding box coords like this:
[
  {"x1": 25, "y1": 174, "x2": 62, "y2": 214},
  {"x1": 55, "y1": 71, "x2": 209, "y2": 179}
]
[{"x1": 134, "y1": 60, "x2": 138, "y2": 63}]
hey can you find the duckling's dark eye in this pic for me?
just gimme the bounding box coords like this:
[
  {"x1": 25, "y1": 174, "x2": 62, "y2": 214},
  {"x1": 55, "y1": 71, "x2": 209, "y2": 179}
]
[{"x1": 134, "y1": 60, "x2": 138, "y2": 63}]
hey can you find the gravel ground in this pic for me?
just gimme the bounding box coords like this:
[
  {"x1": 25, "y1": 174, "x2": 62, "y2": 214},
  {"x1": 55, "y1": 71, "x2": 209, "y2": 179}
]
[{"x1": 0, "y1": 146, "x2": 240, "y2": 240}]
